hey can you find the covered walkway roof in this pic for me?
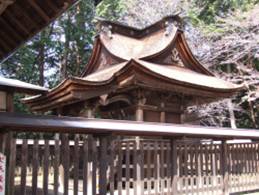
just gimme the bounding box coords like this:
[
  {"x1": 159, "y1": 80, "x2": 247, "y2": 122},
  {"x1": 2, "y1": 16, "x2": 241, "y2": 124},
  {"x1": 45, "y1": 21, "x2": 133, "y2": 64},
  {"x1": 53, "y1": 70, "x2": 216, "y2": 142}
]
[
  {"x1": 0, "y1": 0, "x2": 102, "y2": 62},
  {"x1": 0, "y1": 76, "x2": 48, "y2": 94}
]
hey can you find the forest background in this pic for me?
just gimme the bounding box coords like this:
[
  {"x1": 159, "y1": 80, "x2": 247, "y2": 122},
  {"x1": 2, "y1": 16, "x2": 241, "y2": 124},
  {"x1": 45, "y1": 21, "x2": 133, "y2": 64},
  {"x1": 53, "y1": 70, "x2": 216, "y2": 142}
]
[{"x1": 0, "y1": 0, "x2": 259, "y2": 129}]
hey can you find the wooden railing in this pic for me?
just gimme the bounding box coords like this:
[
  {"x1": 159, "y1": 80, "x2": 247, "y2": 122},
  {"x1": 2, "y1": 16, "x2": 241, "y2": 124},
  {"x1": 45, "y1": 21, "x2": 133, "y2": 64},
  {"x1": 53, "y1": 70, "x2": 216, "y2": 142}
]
[
  {"x1": 3, "y1": 132, "x2": 259, "y2": 195},
  {"x1": 1, "y1": 113, "x2": 259, "y2": 195}
]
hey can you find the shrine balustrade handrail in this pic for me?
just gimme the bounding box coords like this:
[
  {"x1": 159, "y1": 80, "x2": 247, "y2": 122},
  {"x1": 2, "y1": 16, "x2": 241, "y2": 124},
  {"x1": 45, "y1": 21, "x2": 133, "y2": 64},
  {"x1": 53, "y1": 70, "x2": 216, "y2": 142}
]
[{"x1": 1, "y1": 112, "x2": 259, "y2": 139}]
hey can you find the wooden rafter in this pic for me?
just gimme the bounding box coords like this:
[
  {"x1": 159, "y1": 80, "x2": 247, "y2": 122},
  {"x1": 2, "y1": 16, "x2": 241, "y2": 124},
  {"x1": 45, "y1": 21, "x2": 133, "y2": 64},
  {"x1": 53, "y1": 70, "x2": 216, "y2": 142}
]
[
  {"x1": 45, "y1": 0, "x2": 60, "y2": 13},
  {"x1": 26, "y1": 0, "x2": 50, "y2": 22},
  {"x1": 4, "y1": 10, "x2": 30, "y2": 35},
  {"x1": 0, "y1": 29, "x2": 16, "y2": 47},
  {"x1": 0, "y1": 17, "x2": 24, "y2": 41},
  {"x1": 0, "y1": 31, "x2": 12, "y2": 51},
  {"x1": 13, "y1": 2, "x2": 39, "y2": 28}
]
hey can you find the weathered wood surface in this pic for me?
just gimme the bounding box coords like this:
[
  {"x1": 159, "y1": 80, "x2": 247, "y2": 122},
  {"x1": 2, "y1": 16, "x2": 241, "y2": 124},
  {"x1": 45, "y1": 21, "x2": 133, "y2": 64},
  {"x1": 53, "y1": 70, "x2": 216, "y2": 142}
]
[{"x1": 6, "y1": 134, "x2": 259, "y2": 195}]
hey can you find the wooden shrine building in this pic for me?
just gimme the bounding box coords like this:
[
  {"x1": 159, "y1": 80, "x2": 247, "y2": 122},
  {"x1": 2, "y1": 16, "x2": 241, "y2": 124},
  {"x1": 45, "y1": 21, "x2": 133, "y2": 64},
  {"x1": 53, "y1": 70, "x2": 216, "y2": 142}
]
[
  {"x1": 23, "y1": 16, "x2": 242, "y2": 124},
  {"x1": 3, "y1": 15, "x2": 259, "y2": 195}
]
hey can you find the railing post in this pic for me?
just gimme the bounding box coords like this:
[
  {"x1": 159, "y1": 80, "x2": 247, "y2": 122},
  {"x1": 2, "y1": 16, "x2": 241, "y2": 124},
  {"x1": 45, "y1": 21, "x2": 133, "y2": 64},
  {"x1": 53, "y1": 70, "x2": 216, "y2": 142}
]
[
  {"x1": 221, "y1": 140, "x2": 229, "y2": 195},
  {"x1": 99, "y1": 135, "x2": 109, "y2": 195},
  {"x1": 136, "y1": 95, "x2": 144, "y2": 194},
  {"x1": 171, "y1": 139, "x2": 178, "y2": 195}
]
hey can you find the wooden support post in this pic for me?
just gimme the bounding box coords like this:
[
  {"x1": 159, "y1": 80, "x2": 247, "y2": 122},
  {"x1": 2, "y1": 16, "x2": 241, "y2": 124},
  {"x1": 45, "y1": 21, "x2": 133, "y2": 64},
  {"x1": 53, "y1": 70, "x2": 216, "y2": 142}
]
[
  {"x1": 221, "y1": 140, "x2": 229, "y2": 195},
  {"x1": 136, "y1": 106, "x2": 143, "y2": 121},
  {"x1": 160, "y1": 102, "x2": 166, "y2": 123},
  {"x1": 171, "y1": 139, "x2": 178, "y2": 195},
  {"x1": 99, "y1": 136, "x2": 109, "y2": 195},
  {"x1": 5, "y1": 91, "x2": 15, "y2": 195}
]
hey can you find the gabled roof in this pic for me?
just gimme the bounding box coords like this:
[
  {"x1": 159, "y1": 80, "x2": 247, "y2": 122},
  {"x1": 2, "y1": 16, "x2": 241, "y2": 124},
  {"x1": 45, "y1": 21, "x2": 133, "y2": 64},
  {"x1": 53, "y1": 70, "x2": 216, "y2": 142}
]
[
  {"x1": 0, "y1": 76, "x2": 48, "y2": 94},
  {"x1": 23, "y1": 16, "x2": 243, "y2": 111}
]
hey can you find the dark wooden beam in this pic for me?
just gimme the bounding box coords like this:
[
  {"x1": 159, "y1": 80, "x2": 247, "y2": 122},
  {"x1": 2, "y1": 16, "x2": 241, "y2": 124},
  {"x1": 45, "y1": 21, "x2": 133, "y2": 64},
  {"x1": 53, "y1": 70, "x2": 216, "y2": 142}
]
[
  {"x1": 0, "y1": 29, "x2": 16, "y2": 48},
  {"x1": 0, "y1": 17, "x2": 24, "y2": 41},
  {"x1": 46, "y1": 0, "x2": 60, "y2": 13},
  {"x1": 13, "y1": 3, "x2": 39, "y2": 28},
  {"x1": 0, "y1": 32, "x2": 12, "y2": 51},
  {"x1": 27, "y1": 0, "x2": 51, "y2": 22},
  {"x1": 4, "y1": 10, "x2": 30, "y2": 35}
]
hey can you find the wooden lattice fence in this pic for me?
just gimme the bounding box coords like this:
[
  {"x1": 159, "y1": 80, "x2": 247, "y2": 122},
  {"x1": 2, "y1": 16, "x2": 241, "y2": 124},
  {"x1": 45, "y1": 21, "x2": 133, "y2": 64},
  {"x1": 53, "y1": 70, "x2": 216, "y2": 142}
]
[{"x1": 4, "y1": 133, "x2": 259, "y2": 195}]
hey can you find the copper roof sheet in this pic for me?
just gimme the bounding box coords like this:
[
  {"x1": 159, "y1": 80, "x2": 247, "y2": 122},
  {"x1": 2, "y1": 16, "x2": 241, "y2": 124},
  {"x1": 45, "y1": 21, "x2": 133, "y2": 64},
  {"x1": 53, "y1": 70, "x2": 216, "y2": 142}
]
[
  {"x1": 135, "y1": 60, "x2": 241, "y2": 90},
  {"x1": 82, "y1": 62, "x2": 127, "y2": 82},
  {"x1": 100, "y1": 27, "x2": 177, "y2": 60},
  {"x1": 80, "y1": 59, "x2": 241, "y2": 91}
]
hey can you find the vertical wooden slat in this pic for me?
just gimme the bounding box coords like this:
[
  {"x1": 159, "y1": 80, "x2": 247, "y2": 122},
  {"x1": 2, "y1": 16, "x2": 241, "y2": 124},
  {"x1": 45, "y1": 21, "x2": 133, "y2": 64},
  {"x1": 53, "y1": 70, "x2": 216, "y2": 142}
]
[
  {"x1": 43, "y1": 139, "x2": 49, "y2": 195},
  {"x1": 32, "y1": 139, "x2": 39, "y2": 195},
  {"x1": 109, "y1": 138, "x2": 115, "y2": 195},
  {"x1": 190, "y1": 144, "x2": 194, "y2": 193},
  {"x1": 154, "y1": 141, "x2": 159, "y2": 195},
  {"x1": 63, "y1": 134, "x2": 70, "y2": 195},
  {"x1": 20, "y1": 139, "x2": 28, "y2": 195},
  {"x1": 197, "y1": 144, "x2": 203, "y2": 195},
  {"x1": 73, "y1": 134, "x2": 79, "y2": 195},
  {"x1": 135, "y1": 137, "x2": 142, "y2": 194},
  {"x1": 92, "y1": 137, "x2": 97, "y2": 195},
  {"x1": 83, "y1": 136, "x2": 88, "y2": 195},
  {"x1": 54, "y1": 134, "x2": 60, "y2": 195},
  {"x1": 133, "y1": 140, "x2": 137, "y2": 195},
  {"x1": 118, "y1": 139, "x2": 122, "y2": 195},
  {"x1": 166, "y1": 142, "x2": 171, "y2": 195},
  {"x1": 204, "y1": 144, "x2": 209, "y2": 192},
  {"x1": 146, "y1": 142, "x2": 151, "y2": 195},
  {"x1": 6, "y1": 132, "x2": 16, "y2": 195},
  {"x1": 183, "y1": 143, "x2": 188, "y2": 194},
  {"x1": 178, "y1": 144, "x2": 183, "y2": 194},
  {"x1": 161, "y1": 141, "x2": 165, "y2": 195},
  {"x1": 99, "y1": 136, "x2": 108, "y2": 195},
  {"x1": 194, "y1": 143, "x2": 199, "y2": 194},
  {"x1": 221, "y1": 141, "x2": 229, "y2": 195},
  {"x1": 125, "y1": 141, "x2": 130, "y2": 195},
  {"x1": 171, "y1": 140, "x2": 178, "y2": 195},
  {"x1": 140, "y1": 141, "x2": 144, "y2": 195}
]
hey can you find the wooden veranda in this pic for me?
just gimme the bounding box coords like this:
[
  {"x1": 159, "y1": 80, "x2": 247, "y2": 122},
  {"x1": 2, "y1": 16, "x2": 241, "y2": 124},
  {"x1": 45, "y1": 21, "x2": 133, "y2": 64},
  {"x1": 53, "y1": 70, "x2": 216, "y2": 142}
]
[{"x1": 1, "y1": 113, "x2": 259, "y2": 195}]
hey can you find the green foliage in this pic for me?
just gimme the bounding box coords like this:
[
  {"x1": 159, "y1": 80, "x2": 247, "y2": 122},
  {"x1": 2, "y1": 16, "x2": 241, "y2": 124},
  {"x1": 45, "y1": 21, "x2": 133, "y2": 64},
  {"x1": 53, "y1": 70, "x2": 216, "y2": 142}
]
[
  {"x1": 188, "y1": 0, "x2": 259, "y2": 34},
  {"x1": 96, "y1": 0, "x2": 125, "y2": 20}
]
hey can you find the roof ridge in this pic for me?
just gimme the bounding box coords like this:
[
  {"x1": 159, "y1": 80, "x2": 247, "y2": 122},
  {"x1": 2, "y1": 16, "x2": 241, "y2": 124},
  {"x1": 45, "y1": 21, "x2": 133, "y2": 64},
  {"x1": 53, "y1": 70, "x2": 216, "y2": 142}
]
[{"x1": 96, "y1": 14, "x2": 183, "y2": 38}]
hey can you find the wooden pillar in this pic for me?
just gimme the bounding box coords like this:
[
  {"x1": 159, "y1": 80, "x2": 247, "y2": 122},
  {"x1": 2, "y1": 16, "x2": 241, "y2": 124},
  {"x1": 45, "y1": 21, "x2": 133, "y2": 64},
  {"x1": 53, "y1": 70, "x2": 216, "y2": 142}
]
[
  {"x1": 171, "y1": 139, "x2": 178, "y2": 194},
  {"x1": 5, "y1": 91, "x2": 15, "y2": 195},
  {"x1": 221, "y1": 140, "x2": 229, "y2": 195},
  {"x1": 160, "y1": 102, "x2": 166, "y2": 123},
  {"x1": 136, "y1": 106, "x2": 143, "y2": 121}
]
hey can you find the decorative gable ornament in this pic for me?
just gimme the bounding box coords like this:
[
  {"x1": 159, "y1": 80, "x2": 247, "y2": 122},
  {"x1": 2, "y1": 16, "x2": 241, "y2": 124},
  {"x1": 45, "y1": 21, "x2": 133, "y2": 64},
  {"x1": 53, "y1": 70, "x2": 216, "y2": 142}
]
[{"x1": 171, "y1": 48, "x2": 184, "y2": 67}]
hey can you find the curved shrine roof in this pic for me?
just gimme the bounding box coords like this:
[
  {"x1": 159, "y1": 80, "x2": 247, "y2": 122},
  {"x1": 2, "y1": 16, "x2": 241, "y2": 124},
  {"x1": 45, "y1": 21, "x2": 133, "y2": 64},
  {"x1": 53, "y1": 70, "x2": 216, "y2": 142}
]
[{"x1": 22, "y1": 16, "x2": 243, "y2": 111}]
